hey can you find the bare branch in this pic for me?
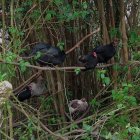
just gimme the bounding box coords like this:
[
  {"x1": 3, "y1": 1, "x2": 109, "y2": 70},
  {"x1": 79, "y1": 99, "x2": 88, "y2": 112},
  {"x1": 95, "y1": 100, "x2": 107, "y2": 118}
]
[
  {"x1": 39, "y1": 120, "x2": 67, "y2": 140},
  {"x1": 66, "y1": 28, "x2": 100, "y2": 54},
  {"x1": 0, "y1": 60, "x2": 115, "y2": 70}
]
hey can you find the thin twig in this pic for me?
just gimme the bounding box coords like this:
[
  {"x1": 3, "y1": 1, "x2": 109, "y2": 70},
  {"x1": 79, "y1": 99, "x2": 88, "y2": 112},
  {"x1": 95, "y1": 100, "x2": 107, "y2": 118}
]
[
  {"x1": 21, "y1": 4, "x2": 37, "y2": 25},
  {"x1": 11, "y1": 102, "x2": 67, "y2": 140},
  {"x1": 39, "y1": 121, "x2": 67, "y2": 140}
]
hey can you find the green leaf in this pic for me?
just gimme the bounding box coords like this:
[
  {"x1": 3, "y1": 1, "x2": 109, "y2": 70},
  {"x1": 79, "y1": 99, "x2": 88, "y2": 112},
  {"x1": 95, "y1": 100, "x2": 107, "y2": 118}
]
[
  {"x1": 135, "y1": 127, "x2": 140, "y2": 134},
  {"x1": 73, "y1": 11, "x2": 79, "y2": 18},
  {"x1": 123, "y1": 87, "x2": 129, "y2": 95},
  {"x1": 19, "y1": 60, "x2": 30, "y2": 72},
  {"x1": 90, "y1": 99, "x2": 100, "y2": 107},
  {"x1": 45, "y1": 13, "x2": 52, "y2": 21},
  {"x1": 54, "y1": 0, "x2": 62, "y2": 5},
  {"x1": 83, "y1": 123, "x2": 92, "y2": 133},
  {"x1": 132, "y1": 135, "x2": 140, "y2": 140},
  {"x1": 83, "y1": 2, "x2": 88, "y2": 9},
  {"x1": 108, "y1": 110, "x2": 115, "y2": 116},
  {"x1": 71, "y1": 124, "x2": 78, "y2": 129},
  {"x1": 126, "y1": 123, "x2": 131, "y2": 128},
  {"x1": 15, "y1": 7, "x2": 25, "y2": 13},
  {"x1": 105, "y1": 132, "x2": 112, "y2": 139},
  {"x1": 34, "y1": 52, "x2": 41, "y2": 60},
  {"x1": 128, "y1": 83, "x2": 133, "y2": 88},
  {"x1": 1, "y1": 73, "x2": 7, "y2": 80},
  {"x1": 57, "y1": 42, "x2": 64, "y2": 50},
  {"x1": 100, "y1": 73, "x2": 105, "y2": 79},
  {"x1": 117, "y1": 104, "x2": 125, "y2": 109},
  {"x1": 129, "y1": 31, "x2": 138, "y2": 44},
  {"x1": 109, "y1": 28, "x2": 120, "y2": 39},
  {"x1": 104, "y1": 77, "x2": 110, "y2": 85},
  {"x1": 74, "y1": 68, "x2": 81, "y2": 75},
  {"x1": 112, "y1": 90, "x2": 116, "y2": 94},
  {"x1": 113, "y1": 64, "x2": 121, "y2": 71},
  {"x1": 122, "y1": 83, "x2": 127, "y2": 87}
]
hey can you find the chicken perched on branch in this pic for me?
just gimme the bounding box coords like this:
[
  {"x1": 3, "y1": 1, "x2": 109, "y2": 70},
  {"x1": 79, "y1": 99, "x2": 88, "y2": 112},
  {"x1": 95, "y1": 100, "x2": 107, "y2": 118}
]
[
  {"x1": 94, "y1": 38, "x2": 119, "y2": 63},
  {"x1": 30, "y1": 43, "x2": 66, "y2": 66},
  {"x1": 79, "y1": 38, "x2": 119, "y2": 70},
  {"x1": 79, "y1": 52, "x2": 98, "y2": 70},
  {"x1": 16, "y1": 76, "x2": 46, "y2": 101}
]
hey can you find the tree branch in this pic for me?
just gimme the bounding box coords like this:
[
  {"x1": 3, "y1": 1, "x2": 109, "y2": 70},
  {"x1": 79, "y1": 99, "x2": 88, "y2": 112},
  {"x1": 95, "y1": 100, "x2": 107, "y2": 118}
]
[
  {"x1": 0, "y1": 60, "x2": 115, "y2": 70},
  {"x1": 1, "y1": 60, "x2": 140, "y2": 71},
  {"x1": 39, "y1": 120, "x2": 67, "y2": 140},
  {"x1": 66, "y1": 28, "x2": 100, "y2": 54}
]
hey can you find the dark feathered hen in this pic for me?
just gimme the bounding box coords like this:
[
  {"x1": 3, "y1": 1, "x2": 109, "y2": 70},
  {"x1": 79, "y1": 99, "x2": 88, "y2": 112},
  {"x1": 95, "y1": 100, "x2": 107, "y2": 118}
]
[
  {"x1": 16, "y1": 76, "x2": 46, "y2": 101},
  {"x1": 16, "y1": 86, "x2": 32, "y2": 102},
  {"x1": 79, "y1": 52, "x2": 98, "y2": 70},
  {"x1": 30, "y1": 43, "x2": 66, "y2": 66},
  {"x1": 79, "y1": 39, "x2": 119, "y2": 70},
  {"x1": 93, "y1": 39, "x2": 118, "y2": 63}
]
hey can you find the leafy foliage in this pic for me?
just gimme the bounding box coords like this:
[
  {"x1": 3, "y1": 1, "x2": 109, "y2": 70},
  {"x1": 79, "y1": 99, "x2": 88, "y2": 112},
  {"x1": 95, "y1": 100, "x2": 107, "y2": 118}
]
[{"x1": 0, "y1": 0, "x2": 140, "y2": 140}]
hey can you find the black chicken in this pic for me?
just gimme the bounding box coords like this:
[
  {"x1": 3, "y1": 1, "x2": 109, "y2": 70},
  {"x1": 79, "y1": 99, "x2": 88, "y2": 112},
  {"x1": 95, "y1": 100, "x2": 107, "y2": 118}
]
[
  {"x1": 16, "y1": 86, "x2": 32, "y2": 102},
  {"x1": 94, "y1": 38, "x2": 118, "y2": 63},
  {"x1": 30, "y1": 43, "x2": 66, "y2": 66},
  {"x1": 79, "y1": 52, "x2": 98, "y2": 70},
  {"x1": 79, "y1": 39, "x2": 118, "y2": 70}
]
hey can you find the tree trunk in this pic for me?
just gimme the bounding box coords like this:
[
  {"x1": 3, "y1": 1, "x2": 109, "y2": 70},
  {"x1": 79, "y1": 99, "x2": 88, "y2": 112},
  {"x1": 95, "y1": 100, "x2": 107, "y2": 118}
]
[
  {"x1": 97, "y1": 0, "x2": 110, "y2": 44},
  {"x1": 119, "y1": 0, "x2": 131, "y2": 81}
]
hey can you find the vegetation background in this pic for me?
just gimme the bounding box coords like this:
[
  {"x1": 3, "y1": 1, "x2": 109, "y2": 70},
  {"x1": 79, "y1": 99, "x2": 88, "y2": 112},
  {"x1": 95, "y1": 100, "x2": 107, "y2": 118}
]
[{"x1": 0, "y1": 0, "x2": 140, "y2": 139}]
